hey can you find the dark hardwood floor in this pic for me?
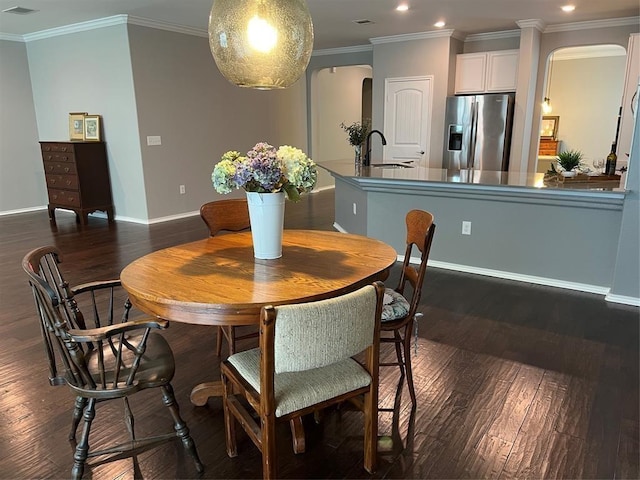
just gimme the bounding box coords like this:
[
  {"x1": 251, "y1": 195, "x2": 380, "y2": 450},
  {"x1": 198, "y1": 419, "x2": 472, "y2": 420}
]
[{"x1": 1, "y1": 190, "x2": 638, "y2": 479}]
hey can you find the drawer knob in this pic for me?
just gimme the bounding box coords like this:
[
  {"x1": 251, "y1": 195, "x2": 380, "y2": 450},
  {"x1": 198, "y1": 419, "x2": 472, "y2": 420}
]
[
  {"x1": 64, "y1": 167, "x2": 69, "y2": 172},
  {"x1": 66, "y1": 180, "x2": 71, "y2": 186},
  {"x1": 50, "y1": 179, "x2": 56, "y2": 184}
]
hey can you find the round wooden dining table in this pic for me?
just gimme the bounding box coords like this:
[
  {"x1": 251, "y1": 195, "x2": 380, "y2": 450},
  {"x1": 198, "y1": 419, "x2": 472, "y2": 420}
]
[{"x1": 120, "y1": 229, "x2": 398, "y2": 405}]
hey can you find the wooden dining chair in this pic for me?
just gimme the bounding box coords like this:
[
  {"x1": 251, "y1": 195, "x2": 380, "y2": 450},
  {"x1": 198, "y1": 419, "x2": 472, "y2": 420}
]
[
  {"x1": 22, "y1": 246, "x2": 204, "y2": 480},
  {"x1": 221, "y1": 282, "x2": 385, "y2": 480},
  {"x1": 200, "y1": 199, "x2": 256, "y2": 357},
  {"x1": 380, "y1": 209, "x2": 435, "y2": 406}
]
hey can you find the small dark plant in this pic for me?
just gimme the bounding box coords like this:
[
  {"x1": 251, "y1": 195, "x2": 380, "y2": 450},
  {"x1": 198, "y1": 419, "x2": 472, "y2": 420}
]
[
  {"x1": 556, "y1": 149, "x2": 583, "y2": 171},
  {"x1": 340, "y1": 119, "x2": 371, "y2": 146}
]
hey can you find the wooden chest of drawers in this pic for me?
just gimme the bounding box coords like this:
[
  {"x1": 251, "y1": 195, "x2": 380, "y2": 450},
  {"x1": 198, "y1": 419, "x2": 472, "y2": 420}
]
[
  {"x1": 538, "y1": 139, "x2": 560, "y2": 156},
  {"x1": 40, "y1": 141, "x2": 114, "y2": 225}
]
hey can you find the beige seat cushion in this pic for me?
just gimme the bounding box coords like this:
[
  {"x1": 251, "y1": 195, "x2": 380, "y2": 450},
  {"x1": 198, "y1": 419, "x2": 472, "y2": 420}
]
[{"x1": 228, "y1": 348, "x2": 371, "y2": 417}]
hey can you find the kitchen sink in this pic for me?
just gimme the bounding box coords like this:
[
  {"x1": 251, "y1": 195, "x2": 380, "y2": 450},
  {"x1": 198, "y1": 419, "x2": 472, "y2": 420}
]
[{"x1": 370, "y1": 163, "x2": 414, "y2": 169}]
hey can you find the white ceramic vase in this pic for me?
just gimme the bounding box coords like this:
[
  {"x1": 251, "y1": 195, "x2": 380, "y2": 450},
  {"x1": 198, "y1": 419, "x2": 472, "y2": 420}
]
[{"x1": 246, "y1": 191, "x2": 285, "y2": 259}]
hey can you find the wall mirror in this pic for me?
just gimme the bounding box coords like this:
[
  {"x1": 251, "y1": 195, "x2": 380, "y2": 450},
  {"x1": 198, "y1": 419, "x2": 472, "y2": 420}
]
[{"x1": 537, "y1": 44, "x2": 627, "y2": 171}]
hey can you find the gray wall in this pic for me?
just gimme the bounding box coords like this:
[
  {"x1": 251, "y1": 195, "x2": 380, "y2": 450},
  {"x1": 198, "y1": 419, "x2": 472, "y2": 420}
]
[
  {"x1": 463, "y1": 36, "x2": 520, "y2": 53},
  {"x1": 611, "y1": 85, "x2": 640, "y2": 300},
  {"x1": 1, "y1": 23, "x2": 309, "y2": 222},
  {"x1": 333, "y1": 174, "x2": 626, "y2": 294},
  {"x1": 127, "y1": 25, "x2": 301, "y2": 220},
  {"x1": 0, "y1": 40, "x2": 44, "y2": 213},
  {"x1": 372, "y1": 36, "x2": 452, "y2": 167},
  {"x1": 26, "y1": 24, "x2": 148, "y2": 220}
]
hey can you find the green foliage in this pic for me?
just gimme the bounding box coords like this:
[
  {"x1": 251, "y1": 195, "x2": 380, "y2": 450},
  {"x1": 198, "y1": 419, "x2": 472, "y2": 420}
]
[
  {"x1": 340, "y1": 119, "x2": 371, "y2": 146},
  {"x1": 556, "y1": 149, "x2": 583, "y2": 171}
]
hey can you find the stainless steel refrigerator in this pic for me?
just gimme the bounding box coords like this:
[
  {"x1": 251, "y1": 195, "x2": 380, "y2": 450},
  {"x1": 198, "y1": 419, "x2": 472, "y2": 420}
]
[{"x1": 443, "y1": 93, "x2": 515, "y2": 171}]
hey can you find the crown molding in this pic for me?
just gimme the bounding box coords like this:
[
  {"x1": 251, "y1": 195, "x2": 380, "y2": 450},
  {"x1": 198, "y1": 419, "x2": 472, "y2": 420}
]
[
  {"x1": 19, "y1": 14, "x2": 208, "y2": 42},
  {"x1": 23, "y1": 14, "x2": 127, "y2": 42},
  {"x1": 0, "y1": 33, "x2": 25, "y2": 42},
  {"x1": 552, "y1": 44, "x2": 627, "y2": 61},
  {"x1": 127, "y1": 15, "x2": 207, "y2": 38},
  {"x1": 516, "y1": 19, "x2": 546, "y2": 32},
  {"x1": 312, "y1": 44, "x2": 372, "y2": 57},
  {"x1": 464, "y1": 29, "x2": 521, "y2": 43},
  {"x1": 544, "y1": 16, "x2": 640, "y2": 33},
  {"x1": 370, "y1": 28, "x2": 456, "y2": 45},
  {"x1": 10, "y1": 13, "x2": 639, "y2": 46}
]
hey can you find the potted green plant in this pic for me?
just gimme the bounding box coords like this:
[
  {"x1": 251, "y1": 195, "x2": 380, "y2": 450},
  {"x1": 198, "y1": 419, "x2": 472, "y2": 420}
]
[
  {"x1": 556, "y1": 149, "x2": 583, "y2": 177},
  {"x1": 340, "y1": 119, "x2": 371, "y2": 164}
]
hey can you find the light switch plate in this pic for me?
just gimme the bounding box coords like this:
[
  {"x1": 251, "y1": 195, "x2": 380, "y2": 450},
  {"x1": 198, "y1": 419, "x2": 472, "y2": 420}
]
[{"x1": 147, "y1": 135, "x2": 162, "y2": 146}]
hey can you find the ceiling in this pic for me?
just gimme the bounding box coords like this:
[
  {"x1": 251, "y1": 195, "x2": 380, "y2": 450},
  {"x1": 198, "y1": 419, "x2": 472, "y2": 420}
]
[{"x1": 0, "y1": 0, "x2": 638, "y2": 49}]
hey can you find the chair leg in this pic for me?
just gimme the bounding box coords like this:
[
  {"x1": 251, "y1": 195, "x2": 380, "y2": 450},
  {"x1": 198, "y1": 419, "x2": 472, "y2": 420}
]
[
  {"x1": 262, "y1": 413, "x2": 277, "y2": 480},
  {"x1": 227, "y1": 326, "x2": 236, "y2": 356},
  {"x1": 289, "y1": 416, "x2": 306, "y2": 454},
  {"x1": 363, "y1": 384, "x2": 378, "y2": 474},
  {"x1": 216, "y1": 326, "x2": 223, "y2": 357},
  {"x1": 402, "y1": 324, "x2": 417, "y2": 406},
  {"x1": 161, "y1": 384, "x2": 204, "y2": 473},
  {"x1": 221, "y1": 372, "x2": 238, "y2": 457},
  {"x1": 71, "y1": 397, "x2": 96, "y2": 480},
  {"x1": 123, "y1": 397, "x2": 135, "y2": 441},
  {"x1": 69, "y1": 396, "x2": 87, "y2": 441},
  {"x1": 393, "y1": 330, "x2": 406, "y2": 376}
]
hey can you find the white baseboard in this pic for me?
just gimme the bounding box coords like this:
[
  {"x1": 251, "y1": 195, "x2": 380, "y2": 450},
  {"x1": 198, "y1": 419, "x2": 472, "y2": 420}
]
[
  {"x1": 604, "y1": 293, "x2": 640, "y2": 307},
  {"x1": 312, "y1": 185, "x2": 336, "y2": 193},
  {"x1": 0, "y1": 205, "x2": 47, "y2": 216},
  {"x1": 330, "y1": 241, "x2": 638, "y2": 306},
  {"x1": 145, "y1": 210, "x2": 201, "y2": 225},
  {"x1": 333, "y1": 222, "x2": 347, "y2": 233}
]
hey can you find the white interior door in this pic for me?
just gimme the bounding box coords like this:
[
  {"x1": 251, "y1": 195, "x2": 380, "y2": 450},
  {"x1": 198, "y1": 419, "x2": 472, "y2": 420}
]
[{"x1": 383, "y1": 76, "x2": 433, "y2": 164}]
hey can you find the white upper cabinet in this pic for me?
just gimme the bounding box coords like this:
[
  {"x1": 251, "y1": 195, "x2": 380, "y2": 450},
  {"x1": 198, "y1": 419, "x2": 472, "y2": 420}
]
[{"x1": 455, "y1": 50, "x2": 519, "y2": 94}]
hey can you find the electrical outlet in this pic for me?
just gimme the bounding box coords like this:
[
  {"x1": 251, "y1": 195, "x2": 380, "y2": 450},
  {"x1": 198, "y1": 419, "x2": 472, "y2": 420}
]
[
  {"x1": 353, "y1": 202, "x2": 357, "y2": 215},
  {"x1": 462, "y1": 221, "x2": 471, "y2": 235},
  {"x1": 179, "y1": 185, "x2": 186, "y2": 195},
  {"x1": 147, "y1": 135, "x2": 162, "y2": 146}
]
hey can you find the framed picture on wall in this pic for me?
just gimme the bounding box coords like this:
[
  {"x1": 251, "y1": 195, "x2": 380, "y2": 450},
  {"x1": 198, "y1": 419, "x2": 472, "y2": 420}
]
[
  {"x1": 83, "y1": 115, "x2": 101, "y2": 141},
  {"x1": 68, "y1": 112, "x2": 87, "y2": 141},
  {"x1": 540, "y1": 116, "x2": 559, "y2": 140}
]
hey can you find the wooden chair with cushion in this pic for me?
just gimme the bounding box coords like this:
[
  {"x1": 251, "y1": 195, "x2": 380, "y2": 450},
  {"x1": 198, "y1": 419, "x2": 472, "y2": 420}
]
[
  {"x1": 200, "y1": 199, "x2": 256, "y2": 357},
  {"x1": 22, "y1": 246, "x2": 204, "y2": 480},
  {"x1": 380, "y1": 209, "x2": 435, "y2": 406},
  {"x1": 221, "y1": 282, "x2": 385, "y2": 479}
]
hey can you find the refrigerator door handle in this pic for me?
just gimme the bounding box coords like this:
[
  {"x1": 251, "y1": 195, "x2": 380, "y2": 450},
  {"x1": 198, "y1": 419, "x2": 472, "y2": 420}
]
[{"x1": 468, "y1": 100, "x2": 478, "y2": 169}]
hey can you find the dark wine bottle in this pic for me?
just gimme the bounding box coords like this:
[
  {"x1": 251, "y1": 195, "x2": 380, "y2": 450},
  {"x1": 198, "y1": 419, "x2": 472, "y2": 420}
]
[{"x1": 605, "y1": 143, "x2": 617, "y2": 176}]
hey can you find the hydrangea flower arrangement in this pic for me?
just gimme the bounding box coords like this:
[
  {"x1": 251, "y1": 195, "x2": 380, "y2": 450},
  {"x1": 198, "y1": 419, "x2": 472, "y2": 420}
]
[{"x1": 212, "y1": 142, "x2": 317, "y2": 202}]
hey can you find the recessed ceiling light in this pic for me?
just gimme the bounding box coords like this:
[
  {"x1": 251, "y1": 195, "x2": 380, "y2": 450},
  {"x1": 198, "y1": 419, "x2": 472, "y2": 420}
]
[
  {"x1": 396, "y1": 4, "x2": 409, "y2": 12},
  {"x1": 561, "y1": 5, "x2": 576, "y2": 12},
  {"x1": 434, "y1": 21, "x2": 446, "y2": 28}
]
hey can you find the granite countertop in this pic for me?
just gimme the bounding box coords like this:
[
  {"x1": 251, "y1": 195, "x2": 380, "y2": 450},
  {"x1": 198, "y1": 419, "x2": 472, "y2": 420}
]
[{"x1": 319, "y1": 159, "x2": 626, "y2": 193}]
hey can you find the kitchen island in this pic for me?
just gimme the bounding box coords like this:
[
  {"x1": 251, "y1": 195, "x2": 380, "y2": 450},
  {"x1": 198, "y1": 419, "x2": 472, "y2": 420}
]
[{"x1": 319, "y1": 159, "x2": 628, "y2": 297}]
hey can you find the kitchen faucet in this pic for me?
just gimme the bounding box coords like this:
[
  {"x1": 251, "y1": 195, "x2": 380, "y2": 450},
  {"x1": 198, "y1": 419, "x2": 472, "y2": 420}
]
[{"x1": 364, "y1": 130, "x2": 387, "y2": 166}]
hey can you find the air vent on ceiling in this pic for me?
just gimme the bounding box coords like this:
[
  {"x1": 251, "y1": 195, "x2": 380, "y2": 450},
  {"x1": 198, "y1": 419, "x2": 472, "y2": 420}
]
[
  {"x1": 353, "y1": 19, "x2": 375, "y2": 25},
  {"x1": 2, "y1": 6, "x2": 38, "y2": 15}
]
